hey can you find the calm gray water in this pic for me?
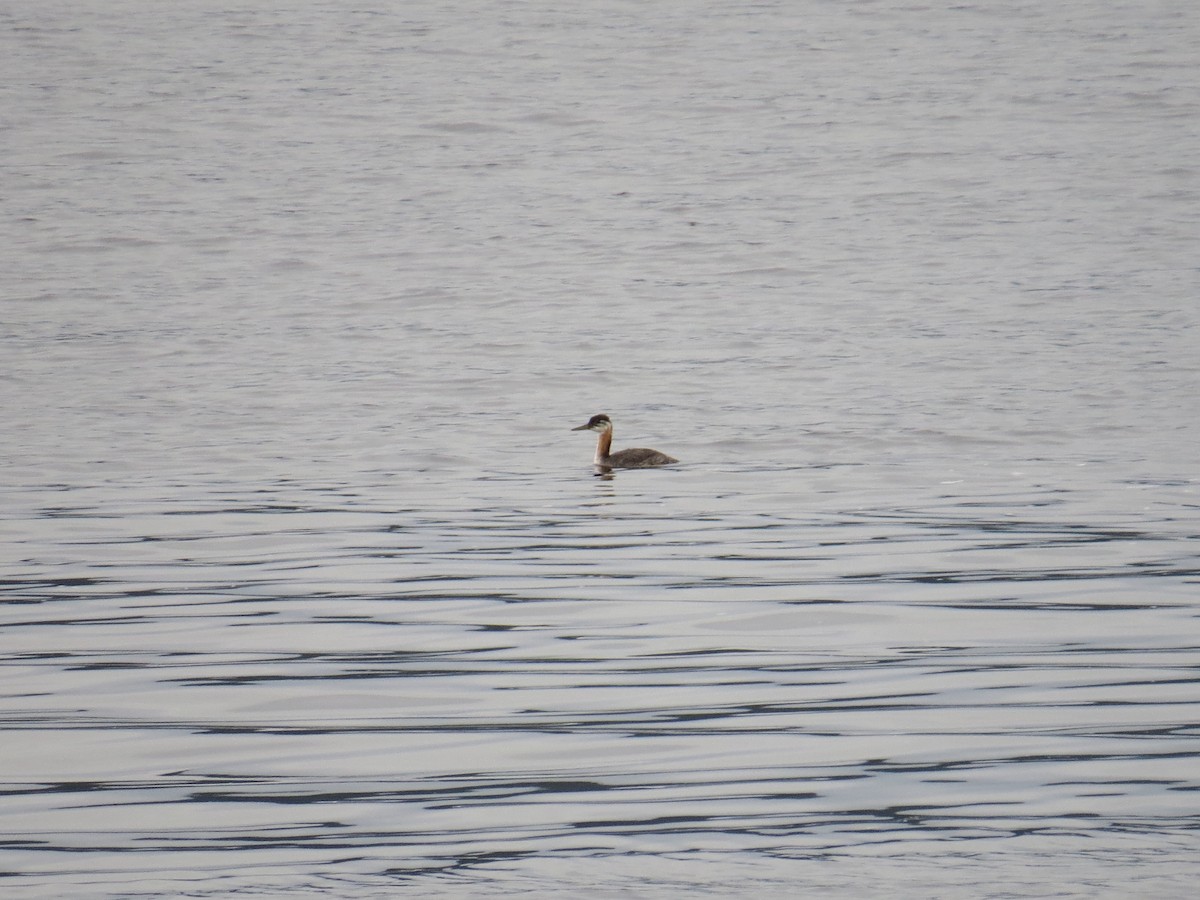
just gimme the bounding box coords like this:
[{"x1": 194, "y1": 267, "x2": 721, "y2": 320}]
[{"x1": 3, "y1": 1, "x2": 1198, "y2": 897}]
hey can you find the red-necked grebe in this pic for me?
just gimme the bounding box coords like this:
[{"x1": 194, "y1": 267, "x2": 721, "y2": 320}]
[{"x1": 571, "y1": 413, "x2": 678, "y2": 468}]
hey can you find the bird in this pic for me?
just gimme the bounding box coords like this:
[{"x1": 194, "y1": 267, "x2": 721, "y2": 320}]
[{"x1": 571, "y1": 413, "x2": 678, "y2": 469}]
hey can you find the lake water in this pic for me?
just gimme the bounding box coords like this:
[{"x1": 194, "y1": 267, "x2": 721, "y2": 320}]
[{"x1": 2, "y1": 1, "x2": 1198, "y2": 897}]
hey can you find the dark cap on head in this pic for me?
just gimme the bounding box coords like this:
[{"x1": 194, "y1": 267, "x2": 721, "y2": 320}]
[{"x1": 571, "y1": 413, "x2": 612, "y2": 431}]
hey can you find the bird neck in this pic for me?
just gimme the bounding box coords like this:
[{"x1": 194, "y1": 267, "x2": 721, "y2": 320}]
[{"x1": 595, "y1": 428, "x2": 613, "y2": 464}]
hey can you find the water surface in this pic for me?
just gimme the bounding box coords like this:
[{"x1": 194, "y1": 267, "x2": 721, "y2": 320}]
[{"x1": 2, "y1": 1, "x2": 1198, "y2": 897}]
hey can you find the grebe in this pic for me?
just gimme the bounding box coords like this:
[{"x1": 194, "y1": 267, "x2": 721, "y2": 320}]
[{"x1": 571, "y1": 413, "x2": 678, "y2": 469}]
